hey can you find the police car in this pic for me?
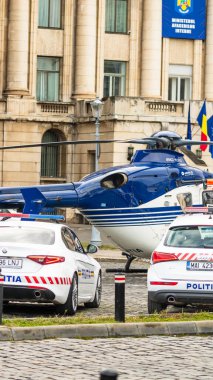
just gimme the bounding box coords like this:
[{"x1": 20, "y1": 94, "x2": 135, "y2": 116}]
[
  {"x1": 0, "y1": 213, "x2": 102, "y2": 315},
  {"x1": 147, "y1": 206, "x2": 213, "y2": 314}
]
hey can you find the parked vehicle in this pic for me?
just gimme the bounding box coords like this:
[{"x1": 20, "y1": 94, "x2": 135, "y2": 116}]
[
  {"x1": 0, "y1": 219, "x2": 101, "y2": 315},
  {"x1": 147, "y1": 206, "x2": 213, "y2": 313}
]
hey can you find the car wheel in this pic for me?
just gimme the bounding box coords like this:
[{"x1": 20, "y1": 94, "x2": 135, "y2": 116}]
[
  {"x1": 148, "y1": 293, "x2": 167, "y2": 314},
  {"x1": 56, "y1": 273, "x2": 78, "y2": 315},
  {"x1": 84, "y1": 271, "x2": 102, "y2": 308}
]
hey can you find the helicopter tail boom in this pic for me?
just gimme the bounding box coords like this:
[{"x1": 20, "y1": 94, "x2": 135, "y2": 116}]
[{"x1": 0, "y1": 183, "x2": 80, "y2": 213}]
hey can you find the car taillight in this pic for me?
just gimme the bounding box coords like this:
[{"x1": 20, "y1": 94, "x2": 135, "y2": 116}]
[
  {"x1": 27, "y1": 255, "x2": 65, "y2": 265},
  {"x1": 152, "y1": 251, "x2": 179, "y2": 264}
]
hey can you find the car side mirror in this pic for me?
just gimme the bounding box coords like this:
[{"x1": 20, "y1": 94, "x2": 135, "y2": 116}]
[{"x1": 86, "y1": 244, "x2": 98, "y2": 254}]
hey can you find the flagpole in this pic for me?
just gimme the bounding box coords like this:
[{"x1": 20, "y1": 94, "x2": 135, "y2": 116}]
[{"x1": 186, "y1": 101, "x2": 192, "y2": 150}]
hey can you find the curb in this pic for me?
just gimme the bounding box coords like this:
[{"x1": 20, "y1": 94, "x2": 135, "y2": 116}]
[{"x1": 1, "y1": 320, "x2": 213, "y2": 341}]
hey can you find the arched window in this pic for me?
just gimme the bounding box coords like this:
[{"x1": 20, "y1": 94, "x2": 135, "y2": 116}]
[{"x1": 41, "y1": 130, "x2": 60, "y2": 177}]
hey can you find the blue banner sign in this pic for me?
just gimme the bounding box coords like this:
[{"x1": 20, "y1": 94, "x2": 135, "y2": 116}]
[{"x1": 162, "y1": 0, "x2": 206, "y2": 40}]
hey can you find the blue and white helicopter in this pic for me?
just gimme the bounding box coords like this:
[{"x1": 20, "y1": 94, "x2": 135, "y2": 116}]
[{"x1": 0, "y1": 130, "x2": 212, "y2": 269}]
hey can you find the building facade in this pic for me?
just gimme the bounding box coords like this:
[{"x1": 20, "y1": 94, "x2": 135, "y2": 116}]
[{"x1": 0, "y1": 0, "x2": 212, "y2": 218}]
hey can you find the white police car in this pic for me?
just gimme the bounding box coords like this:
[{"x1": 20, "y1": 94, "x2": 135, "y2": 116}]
[
  {"x1": 0, "y1": 215, "x2": 101, "y2": 315},
  {"x1": 147, "y1": 206, "x2": 213, "y2": 314}
]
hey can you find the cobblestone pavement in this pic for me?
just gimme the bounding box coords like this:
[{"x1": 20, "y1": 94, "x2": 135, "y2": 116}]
[
  {"x1": 1, "y1": 335, "x2": 213, "y2": 379},
  {"x1": 3, "y1": 259, "x2": 150, "y2": 318}
]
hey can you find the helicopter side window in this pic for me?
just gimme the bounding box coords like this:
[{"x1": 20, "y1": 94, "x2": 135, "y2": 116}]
[
  {"x1": 202, "y1": 191, "x2": 213, "y2": 206},
  {"x1": 101, "y1": 173, "x2": 128, "y2": 189},
  {"x1": 176, "y1": 192, "x2": 192, "y2": 211}
]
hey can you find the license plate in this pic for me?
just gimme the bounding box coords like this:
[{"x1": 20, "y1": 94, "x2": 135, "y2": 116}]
[
  {"x1": 186, "y1": 261, "x2": 213, "y2": 271},
  {"x1": 0, "y1": 257, "x2": 23, "y2": 269}
]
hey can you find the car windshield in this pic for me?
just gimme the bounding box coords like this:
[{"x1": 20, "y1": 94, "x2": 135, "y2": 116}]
[
  {"x1": 0, "y1": 226, "x2": 55, "y2": 245},
  {"x1": 165, "y1": 226, "x2": 213, "y2": 248}
]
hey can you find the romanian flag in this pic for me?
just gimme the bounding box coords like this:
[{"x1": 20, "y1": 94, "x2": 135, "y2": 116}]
[{"x1": 197, "y1": 100, "x2": 208, "y2": 151}]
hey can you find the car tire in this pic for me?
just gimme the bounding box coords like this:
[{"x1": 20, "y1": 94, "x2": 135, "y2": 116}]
[
  {"x1": 56, "y1": 273, "x2": 78, "y2": 315},
  {"x1": 84, "y1": 271, "x2": 102, "y2": 308},
  {"x1": 148, "y1": 293, "x2": 167, "y2": 314}
]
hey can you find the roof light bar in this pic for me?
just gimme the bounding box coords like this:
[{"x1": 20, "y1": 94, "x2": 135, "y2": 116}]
[
  {"x1": 206, "y1": 179, "x2": 213, "y2": 186},
  {"x1": 0, "y1": 213, "x2": 65, "y2": 221},
  {"x1": 185, "y1": 206, "x2": 212, "y2": 214}
]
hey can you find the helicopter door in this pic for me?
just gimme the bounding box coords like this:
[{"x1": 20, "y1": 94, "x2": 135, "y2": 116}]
[{"x1": 131, "y1": 167, "x2": 170, "y2": 205}]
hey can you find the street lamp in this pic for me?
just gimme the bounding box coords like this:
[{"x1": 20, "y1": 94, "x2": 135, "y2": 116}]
[
  {"x1": 90, "y1": 97, "x2": 104, "y2": 246},
  {"x1": 90, "y1": 97, "x2": 104, "y2": 171}
]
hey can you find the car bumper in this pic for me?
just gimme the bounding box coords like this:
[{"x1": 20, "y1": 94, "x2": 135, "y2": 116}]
[
  {"x1": 3, "y1": 285, "x2": 55, "y2": 303},
  {"x1": 149, "y1": 290, "x2": 213, "y2": 306}
]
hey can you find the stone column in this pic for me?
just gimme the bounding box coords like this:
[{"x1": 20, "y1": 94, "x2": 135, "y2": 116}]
[
  {"x1": 5, "y1": 0, "x2": 30, "y2": 94},
  {"x1": 73, "y1": 0, "x2": 97, "y2": 99},
  {"x1": 205, "y1": 0, "x2": 213, "y2": 100},
  {"x1": 28, "y1": 0, "x2": 38, "y2": 98},
  {"x1": 193, "y1": 40, "x2": 202, "y2": 100},
  {"x1": 141, "y1": 0, "x2": 162, "y2": 98},
  {"x1": 96, "y1": 0, "x2": 105, "y2": 98},
  {"x1": 129, "y1": 0, "x2": 141, "y2": 96},
  {"x1": 0, "y1": 0, "x2": 6, "y2": 98},
  {"x1": 161, "y1": 38, "x2": 169, "y2": 100},
  {"x1": 63, "y1": 0, "x2": 74, "y2": 101}
]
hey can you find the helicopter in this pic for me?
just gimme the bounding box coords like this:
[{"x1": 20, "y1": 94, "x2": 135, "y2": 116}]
[{"x1": 0, "y1": 130, "x2": 212, "y2": 270}]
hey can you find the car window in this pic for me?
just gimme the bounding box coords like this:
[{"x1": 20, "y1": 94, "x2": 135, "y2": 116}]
[
  {"x1": 69, "y1": 230, "x2": 85, "y2": 253},
  {"x1": 0, "y1": 226, "x2": 55, "y2": 245},
  {"x1": 61, "y1": 228, "x2": 85, "y2": 253},
  {"x1": 199, "y1": 226, "x2": 213, "y2": 247},
  {"x1": 62, "y1": 228, "x2": 76, "y2": 251},
  {"x1": 165, "y1": 227, "x2": 204, "y2": 248}
]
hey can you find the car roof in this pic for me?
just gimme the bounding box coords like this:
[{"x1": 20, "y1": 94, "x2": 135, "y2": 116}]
[
  {"x1": 0, "y1": 220, "x2": 66, "y2": 231},
  {"x1": 169, "y1": 213, "x2": 213, "y2": 228}
]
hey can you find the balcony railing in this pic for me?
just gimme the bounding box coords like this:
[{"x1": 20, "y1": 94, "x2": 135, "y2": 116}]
[
  {"x1": 39, "y1": 103, "x2": 69, "y2": 113},
  {"x1": 147, "y1": 101, "x2": 177, "y2": 112}
]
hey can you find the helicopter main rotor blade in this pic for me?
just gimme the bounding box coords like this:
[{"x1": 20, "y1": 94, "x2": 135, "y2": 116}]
[
  {"x1": 0, "y1": 138, "x2": 158, "y2": 150},
  {"x1": 176, "y1": 139, "x2": 213, "y2": 147},
  {"x1": 179, "y1": 146, "x2": 207, "y2": 166},
  {"x1": 1, "y1": 135, "x2": 211, "y2": 151}
]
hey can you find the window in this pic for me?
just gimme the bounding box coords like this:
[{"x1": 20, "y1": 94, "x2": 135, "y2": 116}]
[
  {"x1": 38, "y1": 0, "x2": 61, "y2": 28},
  {"x1": 62, "y1": 228, "x2": 76, "y2": 251},
  {"x1": 0, "y1": 227, "x2": 55, "y2": 245},
  {"x1": 37, "y1": 57, "x2": 60, "y2": 101},
  {"x1": 165, "y1": 226, "x2": 213, "y2": 249},
  {"x1": 41, "y1": 130, "x2": 60, "y2": 177},
  {"x1": 165, "y1": 227, "x2": 203, "y2": 248},
  {"x1": 105, "y1": 0, "x2": 127, "y2": 33},
  {"x1": 203, "y1": 191, "x2": 213, "y2": 206},
  {"x1": 104, "y1": 61, "x2": 126, "y2": 97},
  {"x1": 168, "y1": 65, "x2": 192, "y2": 101},
  {"x1": 101, "y1": 173, "x2": 128, "y2": 189},
  {"x1": 88, "y1": 151, "x2": 95, "y2": 173},
  {"x1": 62, "y1": 228, "x2": 84, "y2": 253}
]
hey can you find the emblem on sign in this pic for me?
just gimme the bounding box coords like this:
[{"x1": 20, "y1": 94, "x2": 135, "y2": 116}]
[
  {"x1": 176, "y1": 0, "x2": 193, "y2": 14},
  {"x1": 2, "y1": 248, "x2": 7, "y2": 254}
]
